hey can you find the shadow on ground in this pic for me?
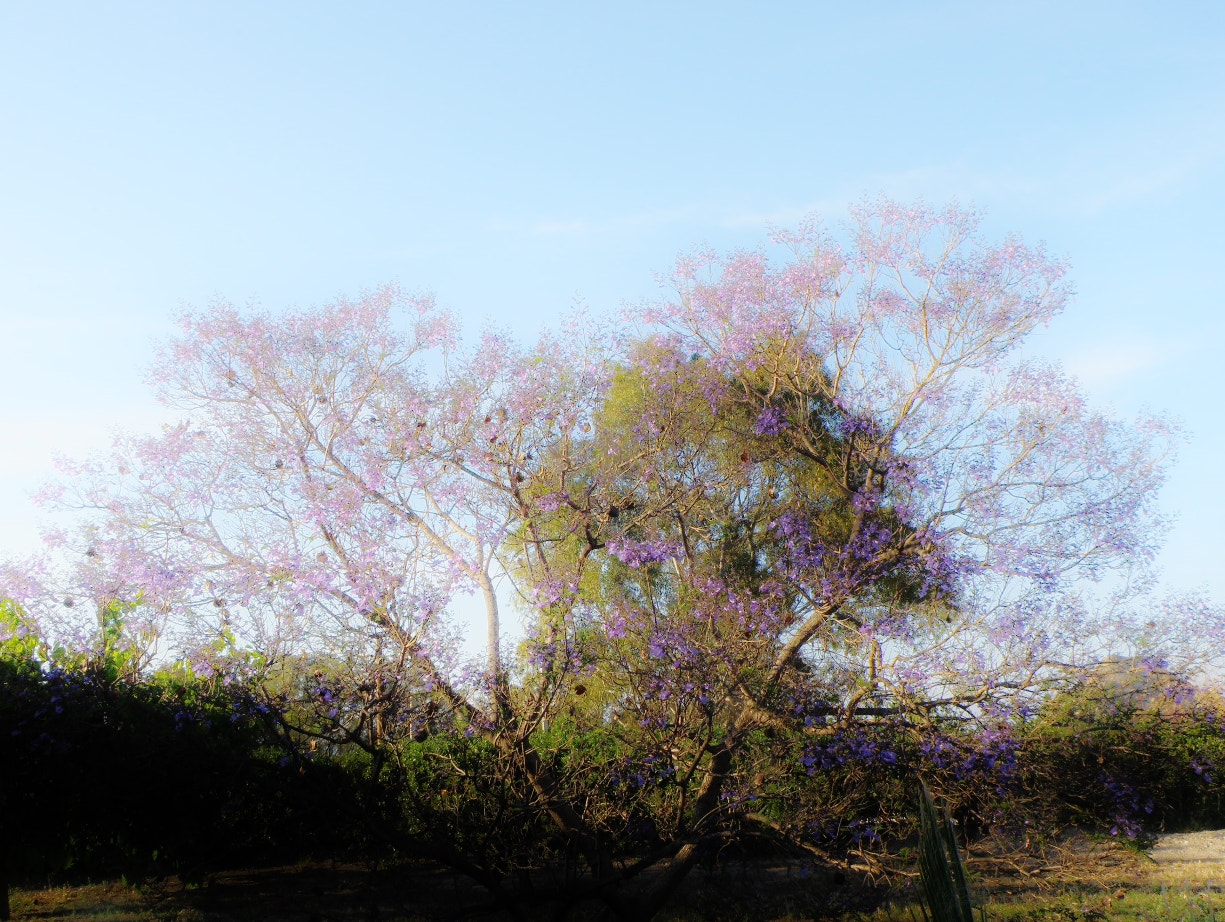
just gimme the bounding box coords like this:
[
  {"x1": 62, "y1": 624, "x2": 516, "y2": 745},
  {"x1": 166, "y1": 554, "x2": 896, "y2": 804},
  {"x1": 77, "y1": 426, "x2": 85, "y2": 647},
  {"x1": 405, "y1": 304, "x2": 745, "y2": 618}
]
[{"x1": 134, "y1": 858, "x2": 880, "y2": 922}]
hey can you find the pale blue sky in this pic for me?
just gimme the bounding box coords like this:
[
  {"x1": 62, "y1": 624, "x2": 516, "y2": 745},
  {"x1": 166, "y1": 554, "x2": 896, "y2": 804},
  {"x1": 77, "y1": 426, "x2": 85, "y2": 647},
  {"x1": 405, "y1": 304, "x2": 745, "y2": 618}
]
[{"x1": 2, "y1": 2, "x2": 1223, "y2": 599}]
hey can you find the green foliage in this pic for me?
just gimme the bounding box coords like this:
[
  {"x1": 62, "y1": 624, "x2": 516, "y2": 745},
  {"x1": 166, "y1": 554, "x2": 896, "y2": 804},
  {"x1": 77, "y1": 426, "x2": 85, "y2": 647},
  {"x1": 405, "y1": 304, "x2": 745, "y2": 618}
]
[
  {"x1": 5, "y1": 592, "x2": 1224, "y2": 916},
  {"x1": 0, "y1": 624, "x2": 382, "y2": 883},
  {"x1": 1013, "y1": 679, "x2": 1225, "y2": 838},
  {"x1": 915, "y1": 783, "x2": 978, "y2": 922},
  {"x1": 0, "y1": 599, "x2": 42, "y2": 668}
]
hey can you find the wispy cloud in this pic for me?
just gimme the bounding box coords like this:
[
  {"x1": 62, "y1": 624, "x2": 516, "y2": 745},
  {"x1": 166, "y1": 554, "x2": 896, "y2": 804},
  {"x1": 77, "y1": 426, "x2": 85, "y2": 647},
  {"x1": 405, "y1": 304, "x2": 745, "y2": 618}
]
[
  {"x1": 715, "y1": 195, "x2": 855, "y2": 229},
  {"x1": 484, "y1": 195, "x2": 869, "y2": 246},
  {"x1": 966, "y1": 112, "x2": 1222, "y2": 218},
  {"x1": 1046, "y1": 110, "x2": 1225, "y2": 219},
  {"x1": 1065, "y1": 339, "x2": 1184, "y2": 390},
  {"x1": 483, "y1": 104, "x2": 1225, "y2": 249},
  {"x1": 484, "y1": 206, "x2": 701, "y2": 237},
  {"x1": 803, "y1": 107, "x2": 1225, "y2": 221}
]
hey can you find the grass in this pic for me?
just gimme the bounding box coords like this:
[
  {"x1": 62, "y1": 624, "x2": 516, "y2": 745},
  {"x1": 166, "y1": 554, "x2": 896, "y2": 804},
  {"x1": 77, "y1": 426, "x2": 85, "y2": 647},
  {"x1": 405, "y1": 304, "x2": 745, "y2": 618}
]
[
  {"x1": 7, "y1": 834, "x2": 1225, "y2": 922},
  {"x1": 8, "y1": 879, "x2": 158, "y2": 920},
  {"x1": 855, "y1": 887, "x2": 1225, "y2": 922},
  {"x1": 9, "y1": 880, "x2": 1225, "y2": 922}
]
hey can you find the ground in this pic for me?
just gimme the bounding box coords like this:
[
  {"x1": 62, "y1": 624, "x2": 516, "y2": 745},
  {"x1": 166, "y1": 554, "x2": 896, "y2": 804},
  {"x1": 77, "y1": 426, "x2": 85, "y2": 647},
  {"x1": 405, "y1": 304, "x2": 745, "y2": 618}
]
[{"x1": 7, "y1": 830, "x2": 1225, "y2": 921}]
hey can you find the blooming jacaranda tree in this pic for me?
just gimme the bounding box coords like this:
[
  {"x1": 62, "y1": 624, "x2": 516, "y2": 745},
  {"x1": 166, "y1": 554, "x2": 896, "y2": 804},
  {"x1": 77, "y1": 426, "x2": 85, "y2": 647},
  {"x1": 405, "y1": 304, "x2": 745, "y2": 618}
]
[
  {"x1": 495, "y1": 200, "x2": 1191, "y2": 910},
  {"x1": 2, "y1": 200, "x2": 1205, "y2": 919}
]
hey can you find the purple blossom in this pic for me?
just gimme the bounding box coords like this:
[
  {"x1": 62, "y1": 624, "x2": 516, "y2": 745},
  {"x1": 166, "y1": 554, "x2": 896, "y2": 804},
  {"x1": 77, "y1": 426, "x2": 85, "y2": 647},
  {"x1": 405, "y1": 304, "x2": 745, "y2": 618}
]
[
  {"x1": 753, "y1": 406, "x2": 789, "y2": 436},
  {"x1": 606, "y1": 538, "x2": 678, "y2": 569}
]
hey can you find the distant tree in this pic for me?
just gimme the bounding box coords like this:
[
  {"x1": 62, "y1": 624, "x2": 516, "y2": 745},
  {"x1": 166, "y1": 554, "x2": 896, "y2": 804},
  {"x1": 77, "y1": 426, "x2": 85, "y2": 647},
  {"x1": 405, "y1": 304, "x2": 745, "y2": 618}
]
[{"x1": 4, "y1": 201, "x2": 1193, "y2": 919}]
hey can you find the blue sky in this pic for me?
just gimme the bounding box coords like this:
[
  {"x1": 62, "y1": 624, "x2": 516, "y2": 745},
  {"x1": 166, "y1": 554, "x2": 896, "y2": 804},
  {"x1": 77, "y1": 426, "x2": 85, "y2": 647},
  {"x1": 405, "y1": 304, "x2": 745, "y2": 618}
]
[{"x1": 2, "y1": 2, "x2": 1223, "y2": 600}]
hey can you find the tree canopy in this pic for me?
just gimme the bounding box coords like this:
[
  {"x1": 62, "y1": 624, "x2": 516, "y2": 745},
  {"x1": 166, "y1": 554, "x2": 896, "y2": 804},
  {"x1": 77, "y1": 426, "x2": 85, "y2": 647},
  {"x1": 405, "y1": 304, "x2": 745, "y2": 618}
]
[{"x1": 1, "y1": 199, "x2": 1207, "y2": 920}]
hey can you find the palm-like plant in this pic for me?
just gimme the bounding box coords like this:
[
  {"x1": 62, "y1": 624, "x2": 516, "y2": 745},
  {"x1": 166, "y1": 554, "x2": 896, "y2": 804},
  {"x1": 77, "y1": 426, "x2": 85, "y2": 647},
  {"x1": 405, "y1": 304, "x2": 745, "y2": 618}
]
[{"x1": 914, "y1": 782, "x2": 981, "y2": 922}]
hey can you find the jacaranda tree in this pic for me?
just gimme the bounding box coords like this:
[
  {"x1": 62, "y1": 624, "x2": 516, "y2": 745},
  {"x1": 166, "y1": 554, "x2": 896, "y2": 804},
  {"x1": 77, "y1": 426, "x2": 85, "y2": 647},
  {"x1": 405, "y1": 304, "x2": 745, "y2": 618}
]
[{"x1": 3, "y1": 200, "x2": 1205, "y2": 919}]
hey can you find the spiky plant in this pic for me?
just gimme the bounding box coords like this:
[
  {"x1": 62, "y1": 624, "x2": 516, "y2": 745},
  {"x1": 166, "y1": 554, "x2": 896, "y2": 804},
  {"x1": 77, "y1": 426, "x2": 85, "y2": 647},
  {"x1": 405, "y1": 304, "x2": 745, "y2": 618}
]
[{"x1": 914, "y1": 782, "x2": 979, "y2": 922}]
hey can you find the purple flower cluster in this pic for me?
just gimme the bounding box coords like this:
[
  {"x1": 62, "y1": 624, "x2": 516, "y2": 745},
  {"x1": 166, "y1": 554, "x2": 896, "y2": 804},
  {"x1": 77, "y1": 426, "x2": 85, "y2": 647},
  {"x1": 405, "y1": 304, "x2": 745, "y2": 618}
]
[
  {"x1": 808, "y1": 818, "x2": 882, "y2": 848},
  {"x1": 1191, "y1": 758, "x2": 1215, "y2": 785},
  {"x1": 835, "y1": 414, "x2": 883, "y2": 442},
  {"x1": 1098, "y1": 772, "x2": 1153, "y2": 839},
  {"x1": 609, "y1": 752, "x2": 676, "y2": 790},
  {"x1": 753, "y1": 406, "x2": 789, "y2": 436},
  {"x1": 920, "y1": 728, "x2": 1019, "y2": 791},
  {"x1": 605, "y1": 538, "x2": 679, "y2": 569},
  {"x1": 801, "y1": 730, "x2": 899, "y2": 776},
  {"x1": 919, "y1": 735, "x2": 959, "y2": 770}
]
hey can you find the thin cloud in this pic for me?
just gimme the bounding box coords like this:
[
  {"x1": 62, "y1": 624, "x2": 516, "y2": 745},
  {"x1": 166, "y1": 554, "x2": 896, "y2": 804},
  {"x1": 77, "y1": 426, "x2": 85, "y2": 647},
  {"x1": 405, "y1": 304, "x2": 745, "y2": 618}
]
[
  {"x1": 1071, "y1": 145, "x2": 1221, "y2": 215},
  {"x1": 716, "y1": 196, "x2": 854, "y2": 229},
  {"x1": 485, "y1": 206, "x2": 699, "y2": 237},
  {"x1": 807, "y1": 108, "x2": 1225, "y2": 221},
  {"x1": 1065, "y1": 340, "x2": 1181, "y2": 390},
  {"x1": 999, "y1": 112, "x2": 1223, "y2": 218}
]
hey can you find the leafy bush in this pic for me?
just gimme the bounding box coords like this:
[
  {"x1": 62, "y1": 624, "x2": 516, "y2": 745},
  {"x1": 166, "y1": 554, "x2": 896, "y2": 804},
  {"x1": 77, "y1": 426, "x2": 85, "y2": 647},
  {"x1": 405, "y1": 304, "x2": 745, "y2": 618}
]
[{"x1": 0, "y1": 616, "x2": 380, "y2": 880}]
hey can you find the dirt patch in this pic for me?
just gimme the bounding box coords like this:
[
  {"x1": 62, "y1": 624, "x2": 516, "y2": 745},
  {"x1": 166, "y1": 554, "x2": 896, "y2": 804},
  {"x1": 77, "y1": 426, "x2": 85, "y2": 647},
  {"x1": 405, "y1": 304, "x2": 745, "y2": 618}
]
[
  {"x1": 1144, "y1": 828, "x2": 1225, "y2": 892},
  {"x1": 1150, "y1": 828, "x2": 1225, "y2": 867}
]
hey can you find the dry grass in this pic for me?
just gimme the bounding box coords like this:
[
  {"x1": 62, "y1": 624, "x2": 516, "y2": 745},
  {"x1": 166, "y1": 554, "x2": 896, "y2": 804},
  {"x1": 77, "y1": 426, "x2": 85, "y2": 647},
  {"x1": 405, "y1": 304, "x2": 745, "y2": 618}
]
[
  {"x1": 6, "y1": 831, "x2": 1225, "y2": 921},
  {"x1": 9, "y1": 879, "x2": 156, "y2": 920},
  {"x1": 856, "y1": 828, "x2": 1225, "y2": 922}
]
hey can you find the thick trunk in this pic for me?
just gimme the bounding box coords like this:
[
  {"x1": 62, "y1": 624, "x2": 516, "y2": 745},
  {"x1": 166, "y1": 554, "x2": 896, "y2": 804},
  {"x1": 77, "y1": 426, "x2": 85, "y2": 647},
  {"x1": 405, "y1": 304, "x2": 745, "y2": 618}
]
[
  {"x1": 516, "y1": 743, "x2": 615, "y2": 881},
  {"x1": 605, "y1": 742, "x2": 737, "y2": 921}
]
